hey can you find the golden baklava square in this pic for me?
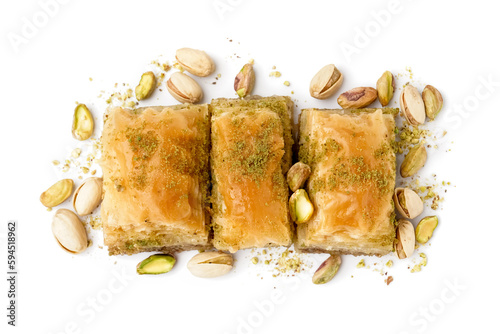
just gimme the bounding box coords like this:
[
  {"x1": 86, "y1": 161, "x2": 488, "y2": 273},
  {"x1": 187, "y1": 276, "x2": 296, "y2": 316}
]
[{"x1": 297, "y1": 108, "x2": 398, "y2": 256}]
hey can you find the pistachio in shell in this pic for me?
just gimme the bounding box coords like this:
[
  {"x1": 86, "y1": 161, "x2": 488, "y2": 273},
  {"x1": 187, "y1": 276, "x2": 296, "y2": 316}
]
[
  {"x1": 52, "y1": 209, "x2": 88, "y2": 254},
  {"x1": 73, "y1": 177, "x2": 103, "y2": 216},
  {"x1": 166, "y1": 72, "x2": 203, "y2": 103},
  {"x1": 394, "y1": 188, "x2": 424, "y2": 219},
  {"x1": 309, "y1": 64, "x2": 343, "y2": 99},
  {"x1": 394, "y1": 219, "x2": 415, "y2": 259},
  {"x1": 400, "y1": 85, "x2": 425, "y2": 125}
]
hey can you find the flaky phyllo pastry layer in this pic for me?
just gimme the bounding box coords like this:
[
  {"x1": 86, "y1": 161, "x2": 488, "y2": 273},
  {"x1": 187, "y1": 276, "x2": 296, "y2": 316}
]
[
  {"x1": 100, "y1": 105, "x2": 211, "y2": 255},
  {"x1": 210, "y1": 96, "x2": 294, "y2": 252},
  {"x1": 297, "y1": 108, "x2": 398, "y2": 256}
]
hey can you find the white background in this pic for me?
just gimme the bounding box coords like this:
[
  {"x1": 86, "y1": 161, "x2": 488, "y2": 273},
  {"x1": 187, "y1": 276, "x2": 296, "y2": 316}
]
[{"x1": 1, "y1": 0, "x2": 499, "y2": 333}]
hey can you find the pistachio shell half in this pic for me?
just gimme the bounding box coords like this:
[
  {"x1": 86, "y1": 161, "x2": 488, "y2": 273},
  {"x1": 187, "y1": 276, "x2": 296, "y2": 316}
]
[
  {"x1": 135, "y1": 71, "x2": 156, "y2": 101},
  {"x1": 422, "y1": 85, "x2": 443, "y2": 120},
  {"x1": 175, "y1": 48, "x2": 215, "y2": 77},
  {"x1": 415, "y1": 216, "x2": 439, "y2": 244},
  {"x1": 337, "y1": 87, "x2": 378, "y2": 108},
  {"x1": 72, "y1": 104, "x2": 94, "y2": 141},
  {"x1": 400, "y1": 85, "x2": 425, "y2": 125},
  {"x1": 187, "y1": 252, "x2": 233, "y2": 278},
  {"x1": 137, "y1": 254, "x2": 176, "y2": 275},
  {"x1": 40, "y1": 179, "x2": 74, "y2": 208},
  {"x1": 166, "y1": 72, "x2": 203, "y2": 103},
  {"x1": 394, "y1": 188, "x2": 424, "y2": 219},
  {"x1": 376, "y1": 71, "x2": 395, "y2": 106},
  {"x1": 309, "y1": 64, "x2": 343, "y2": 99},
  {"x1": 312, "y1": 255, "x2": 341, "y2": 285},
  {"x1": 394, "y1": 219, "x2": 415, "y2": 259},
  {"x1": 52, "y1": 209, "x2": 88, "y2": 254},
  {"x1": 73, "y1": 177, "x2": 103, "y2": 216},
  {"x1": 289, "y1": 189, "x2": 314, "y2": 224}
]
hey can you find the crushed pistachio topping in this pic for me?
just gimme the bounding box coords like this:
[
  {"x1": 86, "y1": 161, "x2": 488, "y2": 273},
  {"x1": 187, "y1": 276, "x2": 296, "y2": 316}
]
[
  {"x1": 411, "y1": 253, "x2": 428, "y2": 273},
  {"x1": 356, "y1": 259, "x2": 366, "y2": 268}
]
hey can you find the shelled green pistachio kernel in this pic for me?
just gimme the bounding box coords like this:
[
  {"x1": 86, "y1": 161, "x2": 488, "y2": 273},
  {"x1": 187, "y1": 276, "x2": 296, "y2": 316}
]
[
  {"x1": 40, "y1": 179, "x2": 74, "y2": 208},
  {"x1": 72, "y1": 104, "x2": 94, "y2": 140},
  {"x1": 234, "y1": 63, "x2": 255, "y2": 98},
  {"x1": 312, "y1": 255, "x2": 341, "y2": 285},
  {"x1": 415, "y1": 216, "x2": 439, "y2": 244},
  {"x1": 135, "y1": 71, "x2": 156, "y2": 101},
  {"x1": 136, "y1": 254, "x2": 176, "y2": 275},
  {"x1": 289, "y1": 189, "x2": 314, "y2": 224},
  {"x1": 400, "y1": 142, "x2": 427, "y2": 178}
]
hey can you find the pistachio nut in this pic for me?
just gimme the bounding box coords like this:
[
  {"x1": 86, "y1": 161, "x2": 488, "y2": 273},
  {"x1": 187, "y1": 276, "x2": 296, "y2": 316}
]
[
  {"x1": 394, "y1": 188, "x2": 424, "y2": 219},
  {"x1": 289, "y1": 189, "x2": 314, "y2": 224},
  {"x1": 287, "y1": 162, "x2": 311, "y2": 192},
  {"x1": 394, "y1": 219, "x2": 415, "y2": 259},
  {"x1": 175, "y1": 48, "x2": 215, "y2": 77},
  {"x1": 309, "y1": 64, "x2": 343, "y2": 99},
  {"x1": 187, "y1": 251, "x2": 233, "y2": 278},
  {"x1": 312, "y1": 255, "x2": 341, "y2": 285},
  {"x1": 135, "y1": 71, "x2": 156, "y2": 101},
  {"x1": 234, "y1": 63, "x2": 255, "y2": 98},
  {"x1": 400, "y1": 142, "x2": 427, "y2": 178},
  {"x1": 52, "y1": 209, "x2": 88, "y2": 254},
  {"x1": 376, "y1": 71, "x2": 395, "y2": 106},
  {"x1": 72, "y1": 177, "x2": 103, "y2": 216},
  {"x1": 72, "y1": 104, "x2": 94, "y2": 141},
  {"x1": 40, "y1": 179, "x2": 74, "y2": 208},
  {"x1": 337, "y1": 87, "x2": 378, "y2": 108},
  {"x1": 422, "y1": 85, "x2": 443, "y2": 120},
  {"x1": 136, "y1": 254, "x2": 176, "y2": 275},
  {"x1": 400, "y1": 85, "x2": 425, "y2": 125},
  {"x1": 415, "y1": 216, "x2": 439, "y2": 244},
  {"x1": 166, "y1": 72, "x2": 203, "y2": 103}
]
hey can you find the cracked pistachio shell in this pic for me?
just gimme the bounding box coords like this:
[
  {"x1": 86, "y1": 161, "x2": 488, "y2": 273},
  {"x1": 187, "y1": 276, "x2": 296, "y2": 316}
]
[
  {"x1": 72, "y1": 177, "x2": 103, "y2": 216},
  {"x1": 52, "y1": 209, "x2": 88, "y2": 254},
  {"x1": 137, "y1": 254, "x2": 176, "y2": 275},
  {"x1": 287, "y1": 162, "x2": 311, "y2": 192},
  {"x1": 422, "y1": 85, "x2": 443, "y2": 120},
  {"x1": 312, "y1": 255, "x2": 341, "y2": 285},
  {"x1": 337, "y1": 87, "x2": 378, "y2": 108},
  {"x1": 394, "y1": 188, "x2": 424, "y2": 219},
  {"x1": 40, "y1": 179, "x2": 74, "y2": 208},
  {"x1": 167, "y1": 72, "x2": 203, "y2": 103},
  {"x1": 376, "y1": 71, "x2": 395, "y2": 106},
  {"x1": 289, "y1": 189, "x2": 314, "y2": 224},
  {"x1": 135, "y1": 71, "x2": 156, "y2": 101},
  {"x1": 72, "y1": 104, "x2": 94, "y2": 141},
  {"x1": 400, "y1": 142, "x2": 427, "y2": 178},
  {"x1": 187, "y1": 252, "x2": 233, "y2": 278},
  {"x1": 415, "y1": 216, "x2": 439, "y2": 244},
  {"x1": 234, "y1": 63, "x2": 255, "y2": 98},
  {"x1": 175, "y1": 48, "x2": 215, "y2": 77},
  {"x1": 309, "y1": 64, "x2": 343, "y2": 99},
  {"x1": 400, "y1": 85, "x2": 425, "y2": 125},
  {"x1": 395, "y1": 219, "x2": 415, "y2": 259}
]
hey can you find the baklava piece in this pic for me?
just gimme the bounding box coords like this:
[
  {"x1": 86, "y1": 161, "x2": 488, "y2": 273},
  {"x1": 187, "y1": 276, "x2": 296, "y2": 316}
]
[
  {"x1": 210, "y1": 96, "x2": 294, "y2": 252},
  {"x1": 297, "y1": 108, "x2": 398, "y2": 256},
  {"x1": 100, "y1": 105, "x2": 211, "y2": 255}
]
